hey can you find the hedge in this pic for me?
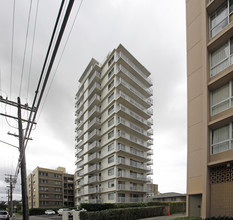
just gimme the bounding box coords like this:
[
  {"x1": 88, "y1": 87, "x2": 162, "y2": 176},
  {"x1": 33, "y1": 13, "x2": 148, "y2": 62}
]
[
  {"x1": 80, "y1": 201, "x2": 169, "y2": 212},
  {"x1": 169, "y1": 202, "x2": 186, "y2": 213},
  {"x1": 29, "y1": 208, "x2": 48, "y2": 215},
  {"x1": 80, "y1": 206, "x2": 164, "y2": 220}
]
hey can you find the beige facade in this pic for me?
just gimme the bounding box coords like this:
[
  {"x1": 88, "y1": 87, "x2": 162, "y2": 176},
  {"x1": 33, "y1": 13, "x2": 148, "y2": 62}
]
[
  {"x1": 187, "y1": 0, "x2": 233, "y2": 217},
  {"x1": 75, "y1": 44, "x2": 153, "y2": 204},
  {"x1": 27, "y1": 167, "x2": 74, "y2": 208}
]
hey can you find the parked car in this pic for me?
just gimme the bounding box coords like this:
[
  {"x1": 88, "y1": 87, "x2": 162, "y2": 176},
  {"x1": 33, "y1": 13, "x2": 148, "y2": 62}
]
[
  {"x1": 58, "y1": 208, "x2": 70, "y2": 216},
  {"x1": 0, "y1": 211, "x2": 9, "y2": 220},
  {"x1": 45, "y1": 210, "x2": 55, "y2": 215}
]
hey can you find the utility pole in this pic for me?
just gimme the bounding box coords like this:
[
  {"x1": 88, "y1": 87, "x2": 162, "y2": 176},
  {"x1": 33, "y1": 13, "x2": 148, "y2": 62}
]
[
  {"x1": 0, "y1": 95, "x2": 35, "y2": 220},
  {"x1": 5, "y1": 175, "x2": 16, "y2": 217},
  {"x1": 17, "y1": 97, "x2": 29, "y2": 220}
]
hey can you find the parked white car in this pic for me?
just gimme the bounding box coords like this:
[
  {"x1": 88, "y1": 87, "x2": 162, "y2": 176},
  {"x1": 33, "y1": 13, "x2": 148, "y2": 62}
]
[
  {"x1": 0, "y1": 211, "x2": 9, "y2": 220},
  {"x1": 45, "y1": 210, "x2": 55, "y2": 215}
]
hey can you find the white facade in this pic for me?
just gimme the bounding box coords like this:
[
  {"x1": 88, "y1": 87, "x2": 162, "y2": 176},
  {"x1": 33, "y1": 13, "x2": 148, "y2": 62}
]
[{"x1": 75, "y1": 44, "x2": 153, "y2": 204}]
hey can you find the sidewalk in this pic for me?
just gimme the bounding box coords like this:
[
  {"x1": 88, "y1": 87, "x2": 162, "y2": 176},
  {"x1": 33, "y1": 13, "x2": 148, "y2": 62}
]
[{"x1": 137, "y1": 213, "x2": 186, "y2": 220}]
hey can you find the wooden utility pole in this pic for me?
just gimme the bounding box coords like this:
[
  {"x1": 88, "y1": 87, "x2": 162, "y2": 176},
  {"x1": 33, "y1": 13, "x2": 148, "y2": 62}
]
[
  {"x1": 0, "y1": 95, "x2": 35, "y2": 220},
  {"x1": 17, "y1": 97, "x2": 29, "y2": 220},
  {"x1": 5, "y1": 175, "x2": 16, "y2": 217}
]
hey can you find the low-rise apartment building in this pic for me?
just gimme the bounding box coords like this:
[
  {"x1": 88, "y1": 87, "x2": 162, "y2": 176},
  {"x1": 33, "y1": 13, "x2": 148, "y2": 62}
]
[{"x1": 27, "y1": 167, "x2": 74, "y2": 208}]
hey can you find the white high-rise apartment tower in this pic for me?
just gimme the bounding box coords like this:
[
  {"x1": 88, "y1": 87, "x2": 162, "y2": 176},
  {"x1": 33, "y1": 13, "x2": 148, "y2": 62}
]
[{"x1": 75, "y1": 44, "x2": 153, "y2": 204}]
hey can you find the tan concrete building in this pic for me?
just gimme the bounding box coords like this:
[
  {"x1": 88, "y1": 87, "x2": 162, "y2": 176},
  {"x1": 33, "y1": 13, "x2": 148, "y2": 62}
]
[
  {"x1": 75, "y1": 44, "x2": 153, "y2": 204},
  {"x1": 187, "y1": 0, "x2": 233, "y2": 217},
  {"x1": 27, "y1": 167, "x2": 74, "y2": 208}
]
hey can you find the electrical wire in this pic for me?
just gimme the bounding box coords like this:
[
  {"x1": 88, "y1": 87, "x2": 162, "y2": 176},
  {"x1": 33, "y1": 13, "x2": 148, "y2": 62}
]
[
  {"x1": 19, "y1": 0, "x2": 33, "y2": 97},
  {"x1": 26, "y1": 0, "x2": 40, "y2": 102},
  {"x1": 37, "y1": 0, "x2": 84, "y2": 122},
  {"x1": 10, "y1": 0, "x2": 16, "y2": 101}
]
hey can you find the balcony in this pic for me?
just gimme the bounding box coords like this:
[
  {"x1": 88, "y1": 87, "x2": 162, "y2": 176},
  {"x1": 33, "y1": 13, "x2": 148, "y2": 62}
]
[
  {"x1": 117, "y1": 197, "x2": 145, "y2": 203},
  {"x1": 117, "y1": 171, "x2": 149, "y2": 182},
  {"x1": 117, "y1": 52, "x2": 152, "y2": 86},
  {"x1": 117, "y1": 130, "x2": 151, "y2": 149},
  {"x1": 76, "y1": 149, "x2": 84, "y2": 158},
  {"x1": 76, "y1": 160, "x2": 84, "y2": 168},
  {"x1": 88, "y1": 82, "x2": 101, "y2": 96},
  {"x1": 76, "y1": 100, "x2": 84, "y2": 111},
  {"x1": 116, "y1": 91, "x2": 153, "y2": 119},
  {"x1": 76, "y1": 130, "x2": 83, "y2": 139},
  {"x1": 88, "y1": 94, "x2": 101, "y2": 108},
  {"x1": 88, "y1": 129, "x2": 101, "y2": 141},
  {"x1": 88, "y1": 152, "x2": 101, "y2": 162},
  {"x1": 88, "y1": 199, "x2": 102, "y2": 203},
  {"x1": 88, "y1": 175, "x2": 101, "y2": 184},
  {"x1": 117, "y1": 65, "x2": 152, "y2": 96},
  {"x1": 88, "y1": 187, "x2": 102, "y2": 194},
  {"x1": 88, "y1": 105, "x2": 101, "y2": 118},
  {"x1": 88, "y1": 71, "x2": 101, "y2": 87},
  {"x1": 117, "y1": 144, "x2": 151, "y2": 161},
  {"x1": 117, "y1": 184, "x2": 146, "y2": 192},
  {"x1": 88, "y1": 141, "x2": 101, "y2": 152},
  {"x1": 116, "y1": 104, "x2": 153, "y2": 129},
  {"x1": 88, "y1": 117, "x2": 101, "y2": 130},
  {"x1": 116, "y1": 77, "x2": 153, "y2": 108},
  {"x1": 76, "y1": 140, "x2": 84, "y2": 149},
  {"x1": 88, "y1": 164, "x2": 101, "y2": 173},
  {"x1": 117, "y1": 117, "x2": 151, "y2": 140},
  {"x1": 117, "y1": 157, "x2": 148, "y2": 171}
]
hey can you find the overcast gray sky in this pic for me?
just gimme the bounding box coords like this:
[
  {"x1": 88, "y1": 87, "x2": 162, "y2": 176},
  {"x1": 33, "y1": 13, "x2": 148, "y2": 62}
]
[{"x1": 0, "y1": 0, "x2": 187, "y2": 200}]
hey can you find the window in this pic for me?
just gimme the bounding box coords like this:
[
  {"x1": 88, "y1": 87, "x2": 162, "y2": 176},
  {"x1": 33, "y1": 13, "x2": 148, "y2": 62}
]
[
  {"x1": 108, "y1": 168, "x2": 114, "y2": 176},
  {"x1": 118, "y1": 156, "x2": 125, "y2": 164},
  {"x1": 108, "y1": 193, "x2": 114, "y2": 200},
  {"x1": 108, "y1": 105, "x2": 114, "y2": 115},
  {"x1": 108, "y1": 67, "x2": 114, "y2": 78},
  {"x1": 54, "y1": 174, "x2": 61, "y2": 178},
  {"x1": 39, "y1": 172, "x2": 48, "y2": 177},
  {"x1": 210, "y1": 1, "x2": 228, "y2": 38},
  {"x1": 211, "y1": 123, "x2": 233, "y2": 154},
  {"x1": 39, "y1": 179, "x2": 48, "y2": 184},
  {"x1": 130, "y1": 182, "x2": 137, "y2": 190},
  {"x1": 108, "y1": 55, "x2": 114, "y2": 67},
  {"x1": 108, "y1": 117, "x2": 114, "y2": 127},
  {"x1": 108, "y1": 155, "x2": 114, "y2": 163},
  {"x1": 210, "y1": 37, "x2": 233, "y2": 77},
  {"x1": 108, "y1": 142, "x2": 114, "y2": 151},
  {"x1": 108, "y1": 92, "x2": 114, "y2": 103},
  {"x1": 108, "y1": 80, "x2": 114, "y2": 90},
  {"x1": 108, "y1": 180, "x2": 114, "y2": 188},
  {"x1": 108, "y1": 130, "x2": 114, "y2": 139},
  {"x1": 211, "y1": 82, "x2": 232, "y2": 115}
]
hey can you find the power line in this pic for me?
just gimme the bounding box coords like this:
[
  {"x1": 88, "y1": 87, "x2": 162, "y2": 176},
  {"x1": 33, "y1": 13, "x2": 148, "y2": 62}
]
[
  {"x1": 26, "y1": 0, "x2": 40, "y2": 102},
  {"x1": 19, "y1": 0, "x2": 33, "y2": 97},
  {"x1": 10, "y1": 0, "x2": 16, "y2": 101},
  {"x1": 37, "y1": 0, "x2": 84, "y2": 122}
]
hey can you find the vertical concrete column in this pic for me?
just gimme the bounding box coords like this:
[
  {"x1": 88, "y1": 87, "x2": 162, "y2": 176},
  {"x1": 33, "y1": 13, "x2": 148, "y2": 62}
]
[
  {"x1": 72, "y1": 211, "x2": 80, "y2": 220},
  {"x1": 62, "y1": 211, "x2": 69, "y2": 220}
]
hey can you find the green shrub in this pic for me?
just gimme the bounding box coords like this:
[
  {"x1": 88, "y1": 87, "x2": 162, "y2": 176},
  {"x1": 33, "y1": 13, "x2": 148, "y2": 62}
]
[
  {"x1": 169, "y1": 202, "x2": 186, "y2": 213},
  {"x1": 80, "y1": 203, "x2": 115, "y2": 212},
  {"x1": 29, "y1": 208, "x2": 48, "y2": 215},
  {"x1": 80, "y1": 206, "x2": 165, "y2": 220}
]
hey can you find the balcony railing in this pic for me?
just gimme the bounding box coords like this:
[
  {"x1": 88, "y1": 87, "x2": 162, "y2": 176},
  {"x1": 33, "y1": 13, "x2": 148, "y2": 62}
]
[
  {"x1": 88, "y1": 117, "x2": 101, "y2": 129},
  {"x1": 117, "y1": 117, "x2": 151, "y2": 139},
  {"x1": 117, "y1": 157, "x2": 149, "y2": 171},
  {"x1": 117, "y1": 65, "x2": 153, "y2": 96},
  {"x1": 117, "y1": 197, "x2": 144, "y2": 203},
  {"x1": 88, "y1": 94, "x2": 101, "y2": 107},
  {"x1": 88, "y1": 141, "x2": 100, "y2": 151},
  {"x1": 117, "y1": 143, "x2": 151, "y2": 160},
  {"x1": 88, "y1": 199, "x2": 102, "y2": 203},
  {"x1": 88, "y1": 105, "x2": 101, "y2": 118},
  {"x1": 88, "y1": 175, "x2": 101, "y2": 184},
  {"x1": 88, "y1": 152, "x2": 101, "y2": 161},
  {"x1": 88, "y1": 82, "x2": 101, "y2": 96},
  {"x1": 88, "y1": 71, "x2": 101, "y2": 86},
  {"x1": 88, "y1": 129, "x2": 101, "y2": 140},
  {"x1": 88, "y1": 164, "x2": 101, "y2": 173},
  {"x1": 88, "y1": 187, "x2": 101, "y2": 194},
  {"x1": 117, "y1": 130, "x2": 151, "y2": 149},
  {"x1": 117, "y1": 52, "x2": 152, "y2": 85},
  {"x1": 116, "y1": 104, "x2": 153, "y2": 127},
  {"x1": 117, "y1": 78, "x2": 153, "y2": 106},
  {"x1": 117, "y1": 91, "x2": 153, "y2": 117}
]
